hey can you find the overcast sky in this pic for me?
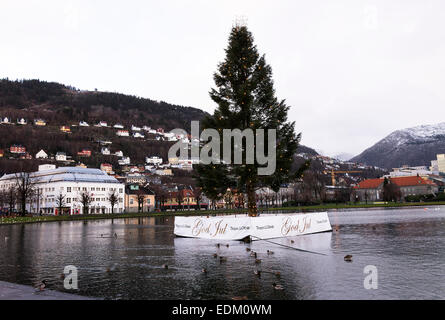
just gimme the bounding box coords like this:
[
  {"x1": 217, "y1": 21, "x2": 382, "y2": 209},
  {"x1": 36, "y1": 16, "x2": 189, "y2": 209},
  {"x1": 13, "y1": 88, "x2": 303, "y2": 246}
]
[{"x1": 1, "y1": 0, "x2": 444, "y2": 157}]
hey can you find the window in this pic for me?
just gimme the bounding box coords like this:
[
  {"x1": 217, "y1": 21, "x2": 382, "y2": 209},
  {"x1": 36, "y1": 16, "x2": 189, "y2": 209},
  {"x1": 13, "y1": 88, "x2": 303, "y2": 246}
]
[
  {"x1": 91, "y1": 187, "x2": 95, "y2": 191},
  {"x1": 130, "y1": 198, "x2": 134, "y2": 205},
  {"x1": 67, "y1": 198, "x2": 71, "y2": 203},
  {"x1": 67, "y1": 187, "x2": 71, "y2": 192},
  {"x1": 147, "y1": 199, "x2": 151, "y2": 204},
  {"x1": 82, "y1": 187, "x2": 87, "y2": 191},
  {"x1": 119, "y1": 188, "x2": 123, "y2": 193}
]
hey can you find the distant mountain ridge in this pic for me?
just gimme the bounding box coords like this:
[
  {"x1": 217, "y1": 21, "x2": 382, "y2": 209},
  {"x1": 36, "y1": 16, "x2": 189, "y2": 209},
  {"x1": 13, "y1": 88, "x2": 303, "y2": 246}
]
[{"x1": 351, "y1": 122, "x2": 445, "y2": 169}]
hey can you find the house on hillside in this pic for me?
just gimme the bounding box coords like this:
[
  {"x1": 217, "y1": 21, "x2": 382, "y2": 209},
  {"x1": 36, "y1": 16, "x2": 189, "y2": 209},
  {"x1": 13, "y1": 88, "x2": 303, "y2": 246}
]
[
  {"x1": 133, "y1": 132, "x2": 145, "y2": 138},
  {"x1": 131, "y1": 125, "x2": 141, "y2": 131},
  {"x1": 113, "y1": 123, "x2": 124, "y2": 129},
  {"x1": 20, "y1": 152, "x2": 32, "y2": 160},
  {"x1": 98, "y1": 121, "x2": 107, "y2": 127},
  {"x1": 118, "y1": 157, "x2": 130, "y2": 165},
  {"x1": 77, "y1": 149, "x2": 92, "y2": 157},
  {"x1": 157, "y1": 128, "x2": 164, "y2": 134},
  {"x1": 1, "y1": 117, "x2": 11, "y2": 124},
  {"x1": 116, "y1": 130, "x2": 129, "y2": 137},
  {"x1": 34, "y1": 119, "x2": 46, "y2": 126},
  {"x1": 115, "y1": 150, "x2": 124, "y2": 157},
  {"x1": 17, "y1": 118, "x2": 27, "y2": 125},
  {"x1": 101, "y1": 147, "x2": 110, "y2": 155},
  {"x1": 0, "y1": 149, "x2": 4, "y2": 157},
  {"x1": 146, "y1": 156, "x2": 163, "y2": 165},
  {"x1": 100, "y1": 163, "x2": 114, "y2": 175},
  {"x1": 60, "y1": 126, "x2": 71, "y2": 133},
  {"x1": 10, "y1": 145, "x2": 26, "y2": 154},
  {"x1": 79, "y1": 121, "x2": 89, "y2": 127},
  {"x1": 55, "y1": 152, "x2": 67, "y2": 161},
  {"x1": 35, "y1": 149, "x2": 48, "y2": 159}
]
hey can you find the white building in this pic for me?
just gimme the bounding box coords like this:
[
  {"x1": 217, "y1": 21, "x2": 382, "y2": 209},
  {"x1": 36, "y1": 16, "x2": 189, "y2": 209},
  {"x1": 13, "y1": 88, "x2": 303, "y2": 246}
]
[
  {"x1": 17, "y1": 118, "x2": 27, "y2": 125},
  {"x1": 0, "y1": 165, "x2": 125, "y2": 215},
  {"x1": 115, "y1": 150, "x2": 124, "y2": 157},
  {"x1": 387, "y1": 165, "x2": 432, "y2": 178},
  {"x1": 145, "y1": 156, "x2": 163, "y2": 165},
  {"x1": 113, "y1": 124, "x2": 124, "y2": 129},
  {"x1": 133, "y1": 132, "x2": 144, "y2": 138},
  {"x1": 1, "y1": 117, "x2": 11, "y2": 124},
  {"x1": 55, "y1": 152, "x2": 67, "y2": 161},
  {"x1": 118, "y1": 157, "x2": 131, "y2": 165},
  {"x1": 35, "y1": 149, "x2": 48, "y2": 159},
  {"x1": 131, "y1": 125, "x2": 141, "y2": 131},
  {"x1": 79, "y1": 121, "x2": 89, "y2": 127},
  {"x1": 101, "y1": 147, "x2": 111, "y2": 155}
]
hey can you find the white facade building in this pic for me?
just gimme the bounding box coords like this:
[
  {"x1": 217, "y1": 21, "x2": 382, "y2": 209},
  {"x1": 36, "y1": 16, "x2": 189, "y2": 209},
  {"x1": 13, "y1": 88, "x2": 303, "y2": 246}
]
[
  {"x1": 145, "y1": 156, "x2": 163, "y2": 165},
  {"x1": 35, "y1": 149, "x2": 48, "y2": 159},
  {"x1": 0, "y1": 165, "x2": 125, "y2": 215}
]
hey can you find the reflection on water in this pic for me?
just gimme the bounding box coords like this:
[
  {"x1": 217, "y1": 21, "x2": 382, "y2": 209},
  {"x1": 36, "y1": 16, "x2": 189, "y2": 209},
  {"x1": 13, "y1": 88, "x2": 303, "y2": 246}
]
[{"x1": 1, "y1": 207, "x2": 445, "y2": 299}]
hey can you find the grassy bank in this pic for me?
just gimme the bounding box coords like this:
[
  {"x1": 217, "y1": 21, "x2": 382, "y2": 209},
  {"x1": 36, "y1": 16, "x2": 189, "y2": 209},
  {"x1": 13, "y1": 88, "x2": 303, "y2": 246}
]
[{"x1": 1, "y1": 201, "x2": 445, "y2": 225}]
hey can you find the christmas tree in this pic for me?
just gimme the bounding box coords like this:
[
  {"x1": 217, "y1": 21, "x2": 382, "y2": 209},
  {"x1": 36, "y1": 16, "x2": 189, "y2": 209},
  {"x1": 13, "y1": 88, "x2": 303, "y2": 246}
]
[{"x1": 195, "y1": 24, "x2": 309, "y2": 216}]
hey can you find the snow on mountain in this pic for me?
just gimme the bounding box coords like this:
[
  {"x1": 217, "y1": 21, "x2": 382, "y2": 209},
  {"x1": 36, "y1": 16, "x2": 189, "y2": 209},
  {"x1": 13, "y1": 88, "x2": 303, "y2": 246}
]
[{"x1": 351, "y1": 122, "x2": 445, "y2": 169}]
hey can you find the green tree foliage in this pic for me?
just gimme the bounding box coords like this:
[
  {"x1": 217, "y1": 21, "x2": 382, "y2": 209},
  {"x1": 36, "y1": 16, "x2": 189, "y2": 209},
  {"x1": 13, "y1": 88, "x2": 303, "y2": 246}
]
[{"x1": 195, "y1": 25, "x2": 309, "y2": 216}]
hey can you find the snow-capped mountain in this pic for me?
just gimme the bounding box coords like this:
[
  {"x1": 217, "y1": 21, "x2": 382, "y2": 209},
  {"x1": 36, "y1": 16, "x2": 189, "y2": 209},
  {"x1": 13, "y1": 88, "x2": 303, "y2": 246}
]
[{"x1": 350, "y1": 122, "x2": 445, "y2": 169}]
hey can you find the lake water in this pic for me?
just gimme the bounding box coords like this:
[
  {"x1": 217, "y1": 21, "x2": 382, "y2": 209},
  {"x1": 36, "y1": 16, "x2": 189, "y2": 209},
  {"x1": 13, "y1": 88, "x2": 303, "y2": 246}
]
[{"x1": 1, "y1": 207, "x2": 445, "y2": 300}]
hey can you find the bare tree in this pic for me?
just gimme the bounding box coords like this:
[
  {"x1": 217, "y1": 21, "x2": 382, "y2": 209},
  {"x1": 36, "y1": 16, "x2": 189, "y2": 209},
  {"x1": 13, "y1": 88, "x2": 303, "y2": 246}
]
[
  {"x1": 7, "y1": 187, "x2": 17, "y2": 215},
  {"x1": 56, "y1": 192, "x2": 66, "y2": 216},
  {"x1": 108, "y1": 190, "x2": 119, "y2": 214},
  {"x1": 15, "y1": 172, "x2": 38, "y2": 216},
  {"x1": 193, "y1": 187, "x2": 203, "y2": 210},
  {"x1": 176, "y1": 191, "x2": 184, "y2": 211},
  {"x1": 79, "y1": 191, "x2": 93, "y2": 215}
]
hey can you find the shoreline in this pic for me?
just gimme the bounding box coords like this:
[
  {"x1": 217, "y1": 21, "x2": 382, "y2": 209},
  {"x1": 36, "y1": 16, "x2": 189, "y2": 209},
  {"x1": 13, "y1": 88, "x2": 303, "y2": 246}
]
[
  {"x1": 1, "y1": 201, "x2": 444, "y2": 225},
  {"x1": 0, "y1": 281, "x2": 95, "y2": 300}
]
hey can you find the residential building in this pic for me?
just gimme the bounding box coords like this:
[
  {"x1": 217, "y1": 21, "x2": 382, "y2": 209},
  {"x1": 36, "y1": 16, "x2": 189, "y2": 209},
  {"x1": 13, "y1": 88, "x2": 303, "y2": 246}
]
[
  {"x1": 77, "y1": 149, "x2": 92, "y2": 157},
  {"x1": 55, "y1": 152, "x2": 67, "y2": 161},
  {"x1": 1, "y1": 117, "x2": 11, "y2": 124},
  {"x1": 35, "y1": 149, "x2": 48, "y2": 159},
  {"x1": 118, "y1": 157, "x2": 131, "y2": 165},
  {"x1": 131, "y1": 125, "x2": 141, "y2": 131},
  {"x1": 162, "y1": 189, "x2": 197, "y2": 210},
  {"x1": 101, "y1": 147, "x2": 111, "y2": 155},
  {"x1": 10, "y1": 145, "x2": 26, "y2": 154},
  {"x1": 100, "y1": 163, "x2": 114, "y2": 175},
  {"x1": 124, "y1": 184, "x2": 155, "y2": 213},
  {"x1": 34, "y1": 119, "x2": 46, "y2": 126},
  {"x1": 146, "y1": 156, "x2": 163, "y2": 165},
  {"x1": 60, "y1": 126, "x2": 71, "y2": 133},
  {"x1": 79, "y1": 121, "x2": 89, "y2": 127},
  {"x1": 98, "y1": 121, "x2": 107, "y2": 127},
  {"x1": 0, "y1": 165, "x2": 125, "y2": 215},
  {"x1": 115, "y1": 150, "x2": 124, "y2": 157},
  {"x1": 133, "y1": 132, "x2": 145, "y2": 138},
  {"x1": 17, "y1": 118, "x2": 27, "y2": 125},
  {"x1": 113, "y1": 124, "x2": 124, "y2": 129},
  {"x1": 116, "y1": 130, "x2": 129, "y2": 137}
]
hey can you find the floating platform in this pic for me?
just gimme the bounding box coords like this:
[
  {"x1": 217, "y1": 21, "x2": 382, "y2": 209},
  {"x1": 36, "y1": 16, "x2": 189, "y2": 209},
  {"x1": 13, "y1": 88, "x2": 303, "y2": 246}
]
[{"x1": 174, "y1": 211, "x2": 332, "y2": 240}]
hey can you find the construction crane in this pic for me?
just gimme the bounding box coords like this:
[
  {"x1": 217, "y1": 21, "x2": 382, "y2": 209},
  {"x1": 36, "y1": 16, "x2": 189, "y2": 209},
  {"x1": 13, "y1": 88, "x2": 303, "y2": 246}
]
[{"x1": 323, "y1": 169, "x2": 362, "y2": 186}]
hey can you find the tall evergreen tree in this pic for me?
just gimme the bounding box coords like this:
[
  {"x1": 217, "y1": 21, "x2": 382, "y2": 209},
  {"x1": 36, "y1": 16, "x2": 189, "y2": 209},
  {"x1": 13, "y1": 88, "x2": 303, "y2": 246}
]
[{"x1": 195, "y1": 24, "x2": 309, "y2": 216}]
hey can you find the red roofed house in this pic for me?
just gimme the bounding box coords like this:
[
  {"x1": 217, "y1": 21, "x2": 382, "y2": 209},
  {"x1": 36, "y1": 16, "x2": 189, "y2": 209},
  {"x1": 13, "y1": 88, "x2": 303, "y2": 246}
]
[
  {"x1": 77, "y1": 149, "x2": 92, "y2": 157},
  {"x1": 354, "y1": 176, "x2": 438, "y2": 202},
  {"x1": 10, "y1": 145, "x2": 26, "y2": 154}
]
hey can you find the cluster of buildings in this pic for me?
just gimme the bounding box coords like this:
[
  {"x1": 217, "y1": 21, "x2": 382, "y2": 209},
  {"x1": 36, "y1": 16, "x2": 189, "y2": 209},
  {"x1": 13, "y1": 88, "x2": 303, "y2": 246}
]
[{"x1": 353, "y1": 154, "x2": 445, "y2": 202}]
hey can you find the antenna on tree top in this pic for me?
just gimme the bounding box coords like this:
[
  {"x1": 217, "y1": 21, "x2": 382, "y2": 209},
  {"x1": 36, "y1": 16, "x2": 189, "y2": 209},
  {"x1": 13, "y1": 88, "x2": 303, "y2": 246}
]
[{"x1": 233, "y1": 16, "x2": 248, "y2": 28}]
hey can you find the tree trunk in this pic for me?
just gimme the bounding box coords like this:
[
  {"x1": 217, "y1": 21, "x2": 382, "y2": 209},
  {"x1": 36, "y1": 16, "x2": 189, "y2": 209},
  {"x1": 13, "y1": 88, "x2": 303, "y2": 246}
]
[{"x1": 247, "y1": 181, "x2": 257, "y2": 216}]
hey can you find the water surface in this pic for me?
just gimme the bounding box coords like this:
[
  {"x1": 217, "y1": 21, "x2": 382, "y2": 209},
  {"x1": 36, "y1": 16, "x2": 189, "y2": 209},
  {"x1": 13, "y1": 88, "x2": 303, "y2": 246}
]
[{"x1": 1, "y1": 207, "x2": 445, "y2": 299}]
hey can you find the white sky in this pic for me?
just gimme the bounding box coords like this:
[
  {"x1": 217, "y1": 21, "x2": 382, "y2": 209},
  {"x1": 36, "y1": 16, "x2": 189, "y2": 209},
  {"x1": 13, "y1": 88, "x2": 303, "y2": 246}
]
[{"x1": 1, "y1": 0, "x2": 445, "y2": 157}]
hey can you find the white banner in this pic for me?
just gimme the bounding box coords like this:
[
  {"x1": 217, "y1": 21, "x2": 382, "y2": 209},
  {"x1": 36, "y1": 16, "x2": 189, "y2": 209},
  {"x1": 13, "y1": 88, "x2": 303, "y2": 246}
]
[{"x1": 174, "y1": 212, "x2": 332, "y2": 240}]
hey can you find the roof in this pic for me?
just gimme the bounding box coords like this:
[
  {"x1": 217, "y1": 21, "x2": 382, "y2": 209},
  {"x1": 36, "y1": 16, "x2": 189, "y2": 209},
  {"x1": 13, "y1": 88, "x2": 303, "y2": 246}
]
[
  {"x1": 355, "y1": 176, "x2": 437, "y2": 189},
  {"x1": 125, "y1": 185, "x2": 155, "y2": 195},
  {"x1": 0, "y1": 167, "x2": 121, "y2": 184}
]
